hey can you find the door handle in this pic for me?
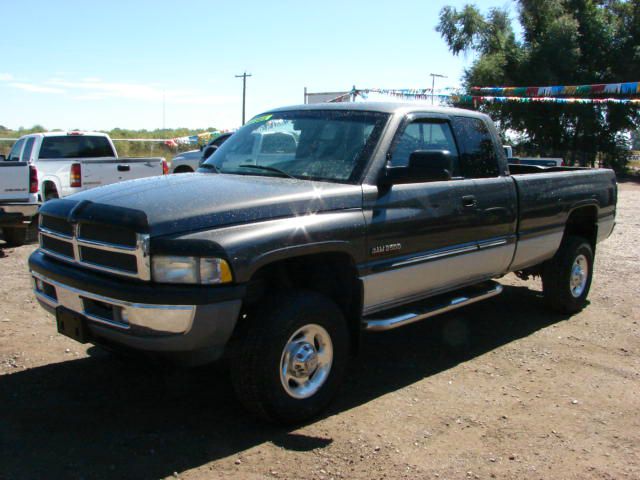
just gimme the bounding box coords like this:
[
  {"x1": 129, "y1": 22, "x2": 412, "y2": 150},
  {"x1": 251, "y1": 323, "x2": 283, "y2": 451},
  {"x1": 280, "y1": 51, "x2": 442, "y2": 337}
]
[
  {"x1": 117, "y1": 165, "x2": 130, "y2": 172},
  {"x1": 462, "y1": 195, "x2": 477, "y2": 208}
]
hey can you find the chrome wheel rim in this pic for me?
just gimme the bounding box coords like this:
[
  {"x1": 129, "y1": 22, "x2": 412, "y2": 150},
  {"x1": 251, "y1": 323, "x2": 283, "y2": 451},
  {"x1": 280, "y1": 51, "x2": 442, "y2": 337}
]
[
  {"x1": 280, "y1": 324, "x2": 333, "y2": 399},
  {"x1": 570, "y1": 254, "x2": 589, "y2": 298}
]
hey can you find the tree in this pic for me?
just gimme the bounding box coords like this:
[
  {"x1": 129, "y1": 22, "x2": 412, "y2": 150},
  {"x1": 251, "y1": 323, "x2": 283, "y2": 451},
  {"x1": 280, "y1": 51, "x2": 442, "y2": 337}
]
[{"x1": 436, "y1": 0, "x2": 640, "y2": 171}]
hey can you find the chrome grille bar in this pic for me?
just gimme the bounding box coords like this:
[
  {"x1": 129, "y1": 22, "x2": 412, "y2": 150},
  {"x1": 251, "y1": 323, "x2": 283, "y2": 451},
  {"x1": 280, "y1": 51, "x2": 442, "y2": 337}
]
[{"x1": 38, "y1": 215, "x2": 151, "y2": 281}]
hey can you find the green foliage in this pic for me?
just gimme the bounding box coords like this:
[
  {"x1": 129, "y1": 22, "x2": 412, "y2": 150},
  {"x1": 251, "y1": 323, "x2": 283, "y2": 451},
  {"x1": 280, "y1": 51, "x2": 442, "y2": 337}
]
[{"x1": 437, "y1": 0, "x2": 640, "y2": 172}]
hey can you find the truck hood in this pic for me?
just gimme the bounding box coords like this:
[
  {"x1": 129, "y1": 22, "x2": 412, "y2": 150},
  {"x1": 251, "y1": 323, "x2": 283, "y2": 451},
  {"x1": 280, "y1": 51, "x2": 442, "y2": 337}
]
[{"x1": 64, "y1": 172, "x2": 364, "y2": 236}]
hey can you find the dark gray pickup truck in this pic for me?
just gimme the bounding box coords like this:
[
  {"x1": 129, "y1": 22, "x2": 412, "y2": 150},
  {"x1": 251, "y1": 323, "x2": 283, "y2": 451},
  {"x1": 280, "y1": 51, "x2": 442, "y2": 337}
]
[{"x1": 29, "y1": 103, "x2": 616, "y2": 423}]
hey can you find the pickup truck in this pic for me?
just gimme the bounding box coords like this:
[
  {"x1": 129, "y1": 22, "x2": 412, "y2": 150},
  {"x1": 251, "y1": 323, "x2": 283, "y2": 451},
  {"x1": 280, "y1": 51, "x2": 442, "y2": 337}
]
[
  {"x1": 29, "y1": 103, "x2": 617, "y2": 423},
  {"x1": 10, "y1": 131, "x2": 168, "y2": 201},
  {"x1": 170, "y1": 132, "x2": 232, "y2": 173},
  {"x1": 0, "y1": 154, "x2": 39, "y2": 246}
]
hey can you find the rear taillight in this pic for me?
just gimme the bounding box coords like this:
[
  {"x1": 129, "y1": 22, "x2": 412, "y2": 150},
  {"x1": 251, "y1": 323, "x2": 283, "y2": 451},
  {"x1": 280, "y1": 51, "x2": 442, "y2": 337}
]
[
  {"x1": 162, "y1": 159, "x2": 169, "y2": 175},
  {"x1": 29, "y1": 166, "x2": 38, "y2": 193},
  {"x1": 70, "y1": 163, "x2": 82, "y2": 187}
]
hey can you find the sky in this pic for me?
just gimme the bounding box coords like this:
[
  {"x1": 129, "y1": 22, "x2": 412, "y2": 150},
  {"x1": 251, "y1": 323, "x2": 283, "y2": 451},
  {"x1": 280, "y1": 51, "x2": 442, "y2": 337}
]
[{"x1": 0, "y1": 0, "x2": 516, "y2": 132}]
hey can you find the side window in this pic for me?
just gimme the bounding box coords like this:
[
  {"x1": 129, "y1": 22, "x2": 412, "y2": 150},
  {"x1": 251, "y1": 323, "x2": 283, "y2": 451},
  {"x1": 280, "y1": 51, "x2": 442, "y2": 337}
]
[
  {"x1": 390, "y1": 120, "x2": 459, "y2": 175},
  {"x1": 8, "y1": 138, "x2": 25, "y2": 161},
  {"x1": 451, "y1": 117, "x2": 500, "y2": 178},
  {"x1": 21, "y1": 138, "x2": 35, "y2": 161}
]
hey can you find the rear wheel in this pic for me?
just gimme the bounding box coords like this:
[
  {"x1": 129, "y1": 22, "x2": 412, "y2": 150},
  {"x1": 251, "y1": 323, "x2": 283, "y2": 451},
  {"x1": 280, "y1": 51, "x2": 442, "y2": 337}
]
[
  {"x1": 230, "y1": 290, "x2": 349, "y2": 424},
  {"x1": 2, "y1": 227, "x2": 27, "y2": 247},
  {"x1": 542, "y1": 236, "x2": 594, "y2": 314}
]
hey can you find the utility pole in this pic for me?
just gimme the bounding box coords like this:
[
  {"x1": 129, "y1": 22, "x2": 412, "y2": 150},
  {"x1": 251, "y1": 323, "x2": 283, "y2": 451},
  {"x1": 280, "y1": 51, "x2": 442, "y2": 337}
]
[
  {"x1": 162, "y1": 89, "x2": 166, "y2": 130},
  {"x1": 430, "y1": 73, "x2": 447, "y2": 105},
  {"x1": 235, "y1": 71, "x2": 252, "y2": 125}
]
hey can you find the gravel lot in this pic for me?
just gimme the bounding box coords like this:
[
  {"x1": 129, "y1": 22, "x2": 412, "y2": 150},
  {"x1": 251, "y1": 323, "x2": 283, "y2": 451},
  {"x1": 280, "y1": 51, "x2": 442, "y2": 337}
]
[{"x1": 1, "y1": 182, "x2": 638, "y2": 480}]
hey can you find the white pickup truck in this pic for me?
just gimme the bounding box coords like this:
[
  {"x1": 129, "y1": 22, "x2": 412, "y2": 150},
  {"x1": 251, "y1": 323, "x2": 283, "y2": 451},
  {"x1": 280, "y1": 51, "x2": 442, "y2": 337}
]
[
  {"x1": 0, "y1": 157, "x2": 39, "y2": 246},
  {"x1": 10, "y1": 131, "x2": 168, "y2": 201}
]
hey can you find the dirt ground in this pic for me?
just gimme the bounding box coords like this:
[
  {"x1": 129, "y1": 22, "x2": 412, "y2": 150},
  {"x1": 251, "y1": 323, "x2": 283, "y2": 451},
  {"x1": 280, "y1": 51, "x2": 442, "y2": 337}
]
[{"x1": 0, "y1": 182, "x2": 638, "y2": 480}]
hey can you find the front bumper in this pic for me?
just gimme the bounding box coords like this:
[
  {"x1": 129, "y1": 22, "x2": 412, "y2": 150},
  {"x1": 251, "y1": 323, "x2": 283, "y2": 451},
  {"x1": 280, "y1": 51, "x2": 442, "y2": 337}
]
[
  {"x1": 0, "y1": 202, "x2": 39, "y2": 226},
  {"x1": 29, "y1": 250, "x2": 244, "y2": 362}
]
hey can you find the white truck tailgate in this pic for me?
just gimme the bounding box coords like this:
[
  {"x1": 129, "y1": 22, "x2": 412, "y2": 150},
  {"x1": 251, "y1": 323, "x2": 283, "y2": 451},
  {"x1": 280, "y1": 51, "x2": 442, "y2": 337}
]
[
  {"x1": 0, "y1": 162, "x2": 31, "y2": 202},
  {"x1": 81, "y1": 158, "x2": 164, "y2": 189}
]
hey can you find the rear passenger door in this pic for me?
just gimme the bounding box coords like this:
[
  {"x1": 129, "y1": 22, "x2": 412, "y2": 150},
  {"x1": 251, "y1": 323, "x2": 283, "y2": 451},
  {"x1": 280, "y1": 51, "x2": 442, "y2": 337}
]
[{"x1": 450, "y1": 116, "x2": 517, "y2": 276}]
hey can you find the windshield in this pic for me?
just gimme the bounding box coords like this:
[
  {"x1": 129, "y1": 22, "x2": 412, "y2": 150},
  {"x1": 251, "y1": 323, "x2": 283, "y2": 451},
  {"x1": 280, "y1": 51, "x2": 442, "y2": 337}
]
[{"x1": 201, "y1": 110, "x2": 389, "y2": 183}]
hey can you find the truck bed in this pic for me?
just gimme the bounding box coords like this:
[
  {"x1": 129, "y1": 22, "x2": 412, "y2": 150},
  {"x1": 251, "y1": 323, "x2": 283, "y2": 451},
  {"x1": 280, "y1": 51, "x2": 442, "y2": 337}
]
[{"x1": 509, "y1": 167, "x2": 617, "y2": 271}]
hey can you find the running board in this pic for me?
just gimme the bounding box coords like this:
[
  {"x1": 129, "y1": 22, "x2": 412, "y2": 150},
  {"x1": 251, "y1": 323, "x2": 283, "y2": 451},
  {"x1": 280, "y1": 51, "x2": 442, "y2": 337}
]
[{"x1": 362, "y1": 281, "x2": 503, "y2": 332}]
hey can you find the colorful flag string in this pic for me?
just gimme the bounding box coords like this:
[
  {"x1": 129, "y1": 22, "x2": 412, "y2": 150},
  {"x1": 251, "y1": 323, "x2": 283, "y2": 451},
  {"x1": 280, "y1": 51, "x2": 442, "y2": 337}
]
[
  {"x1": 471, "y1": 81, "x2": 640, "y2": 97},
  {"x1": 452, "y1": 95, "x2": 640, "y2": 105}
]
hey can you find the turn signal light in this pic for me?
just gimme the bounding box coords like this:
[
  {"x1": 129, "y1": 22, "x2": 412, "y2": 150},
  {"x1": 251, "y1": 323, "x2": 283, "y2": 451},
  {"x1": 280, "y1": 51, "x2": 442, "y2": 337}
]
[{"x1": 70, "y1": 163, "x2": 82, "y2": 187}]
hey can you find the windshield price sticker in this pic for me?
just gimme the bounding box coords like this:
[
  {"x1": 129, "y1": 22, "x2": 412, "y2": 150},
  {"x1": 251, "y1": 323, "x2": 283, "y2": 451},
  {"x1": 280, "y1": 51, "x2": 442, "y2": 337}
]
[{"x1": 247, "y1": 114, "x2": 273, "y2": 125}]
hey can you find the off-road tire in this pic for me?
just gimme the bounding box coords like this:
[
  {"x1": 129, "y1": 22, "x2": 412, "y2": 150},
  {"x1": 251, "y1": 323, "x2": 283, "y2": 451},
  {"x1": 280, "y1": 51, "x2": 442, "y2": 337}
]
[
  {"x1": 230, "y1": 290, "x2": 349, "y2": 424},
  {"x1": 2, "y1": 227, "x2": 27, "y2": 247},
  {"x1": 542, "y1": 235, "x2": 594, "y2": 314}
]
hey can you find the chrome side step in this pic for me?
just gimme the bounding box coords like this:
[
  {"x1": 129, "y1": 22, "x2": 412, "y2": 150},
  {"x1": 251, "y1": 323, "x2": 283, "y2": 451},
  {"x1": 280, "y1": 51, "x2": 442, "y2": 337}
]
[{"x1": 362, "y1": 281, "x2": 503, "y2": 332}]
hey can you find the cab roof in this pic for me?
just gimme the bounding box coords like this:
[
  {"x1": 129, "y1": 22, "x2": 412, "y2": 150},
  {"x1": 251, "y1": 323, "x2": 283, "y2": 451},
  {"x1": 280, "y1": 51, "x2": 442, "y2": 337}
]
[{"x1": 266, "y1": 101, "x2": 487, "y2": 119}]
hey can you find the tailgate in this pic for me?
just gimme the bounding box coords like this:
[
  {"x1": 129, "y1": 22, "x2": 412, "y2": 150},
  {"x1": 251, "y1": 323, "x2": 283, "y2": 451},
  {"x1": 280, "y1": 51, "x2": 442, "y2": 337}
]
[
  {"x1": 0, "y1": 162, "x2": 30, "y2": 202},
  {"x1": 81, "y1": 158, "x2": 164, "y2": 189}
]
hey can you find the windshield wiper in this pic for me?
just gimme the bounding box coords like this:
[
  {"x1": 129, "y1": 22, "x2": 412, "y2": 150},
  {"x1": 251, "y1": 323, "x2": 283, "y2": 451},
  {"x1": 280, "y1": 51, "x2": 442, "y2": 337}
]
[{"x1": 238, "y1": 164, "x2": 298, "y2": 179}]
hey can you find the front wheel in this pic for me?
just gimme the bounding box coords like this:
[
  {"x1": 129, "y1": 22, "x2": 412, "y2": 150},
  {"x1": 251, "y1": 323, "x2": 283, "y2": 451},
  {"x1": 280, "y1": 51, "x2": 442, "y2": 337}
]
[
  {"x1": 542, "y1": 236, "x2": 594, "y2": 314},
  {"x1": 230, "y1": 290, "x2": 349, "y2": 424}
]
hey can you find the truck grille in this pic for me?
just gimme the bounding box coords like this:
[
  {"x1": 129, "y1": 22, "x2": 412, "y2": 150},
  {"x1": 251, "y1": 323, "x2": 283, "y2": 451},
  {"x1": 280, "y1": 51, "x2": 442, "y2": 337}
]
[{"x1": 38, "y1": 214, "x2": 150, "y2": 280}]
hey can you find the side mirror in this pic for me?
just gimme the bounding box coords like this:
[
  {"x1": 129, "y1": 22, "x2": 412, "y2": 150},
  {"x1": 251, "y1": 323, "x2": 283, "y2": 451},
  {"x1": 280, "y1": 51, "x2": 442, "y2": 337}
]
[
  {"x1": 0, "y1": 154, "x2": 6, "y2": 161},
  {"x1": 202, "y1": 145, "x2": 219, "y2": 160},
  {"x1": 380, "y1": 150, "x2": 453, "y2": 186}
]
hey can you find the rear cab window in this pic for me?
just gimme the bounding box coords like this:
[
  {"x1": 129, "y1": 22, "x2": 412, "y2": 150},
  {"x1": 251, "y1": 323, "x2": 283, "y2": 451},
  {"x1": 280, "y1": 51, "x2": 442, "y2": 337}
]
[
  {"x1": 39, "y1": 135, "x2": 115, "y2": 159},
  {"x1": 7, "y1": 138, "x2": 25, "y2": 161},
  {"x1": 21, "y1": 137, "x2": 35, "y2": 161}
]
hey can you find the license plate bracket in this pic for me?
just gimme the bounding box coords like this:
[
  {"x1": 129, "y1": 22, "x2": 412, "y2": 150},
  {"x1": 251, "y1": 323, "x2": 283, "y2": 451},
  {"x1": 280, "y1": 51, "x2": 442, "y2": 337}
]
[{"x1": 56, "y1": 307, "x2": 89, "y2": 343}]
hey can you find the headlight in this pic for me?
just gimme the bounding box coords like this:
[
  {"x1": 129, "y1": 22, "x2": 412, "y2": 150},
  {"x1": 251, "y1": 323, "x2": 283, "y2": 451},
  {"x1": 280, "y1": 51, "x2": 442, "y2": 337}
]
[{"x1": 151, "y1": 256, "x2": 233, "y2": 284}]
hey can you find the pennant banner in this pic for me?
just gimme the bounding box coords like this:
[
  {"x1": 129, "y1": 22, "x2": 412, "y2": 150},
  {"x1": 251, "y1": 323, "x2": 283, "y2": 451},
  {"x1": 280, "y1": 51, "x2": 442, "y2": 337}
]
[
  {"x1": 471, "y1": 81, "x2": 640, "y2": 97},
  {"x1": 452, "y1": 95, "x2": 640, "y2": 105},
  {"x1": 352, "y1": 88, "x2": 454, "y2": 101}
]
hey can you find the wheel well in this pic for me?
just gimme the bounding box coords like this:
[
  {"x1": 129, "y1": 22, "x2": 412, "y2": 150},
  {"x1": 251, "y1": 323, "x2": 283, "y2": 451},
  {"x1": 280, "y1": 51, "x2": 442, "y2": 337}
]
[
  {"x1": 42, "y1": 181, "x2": 58, "y2": 201},
  {"x1": 246, "y1": 252, "x2": 363, "y2": 351},
  {"x1": 564, "y1": 206, "x2": 597, "y2": 247},
  {"x1": 173, "y1": 166, "x2": 194, "y2": 173}
]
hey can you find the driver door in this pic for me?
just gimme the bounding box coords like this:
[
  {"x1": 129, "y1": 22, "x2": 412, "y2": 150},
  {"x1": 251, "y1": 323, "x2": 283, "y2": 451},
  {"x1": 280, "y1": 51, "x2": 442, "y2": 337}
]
[{"x1": 362, "y1": 116, "x2": 482, "y2": 314}]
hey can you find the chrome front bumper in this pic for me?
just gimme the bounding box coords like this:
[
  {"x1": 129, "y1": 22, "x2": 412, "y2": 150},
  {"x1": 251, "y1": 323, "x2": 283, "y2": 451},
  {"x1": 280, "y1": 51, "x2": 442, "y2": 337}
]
[{"x1": 32, "y1": 271, "x2": 195, "y2": 334}]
